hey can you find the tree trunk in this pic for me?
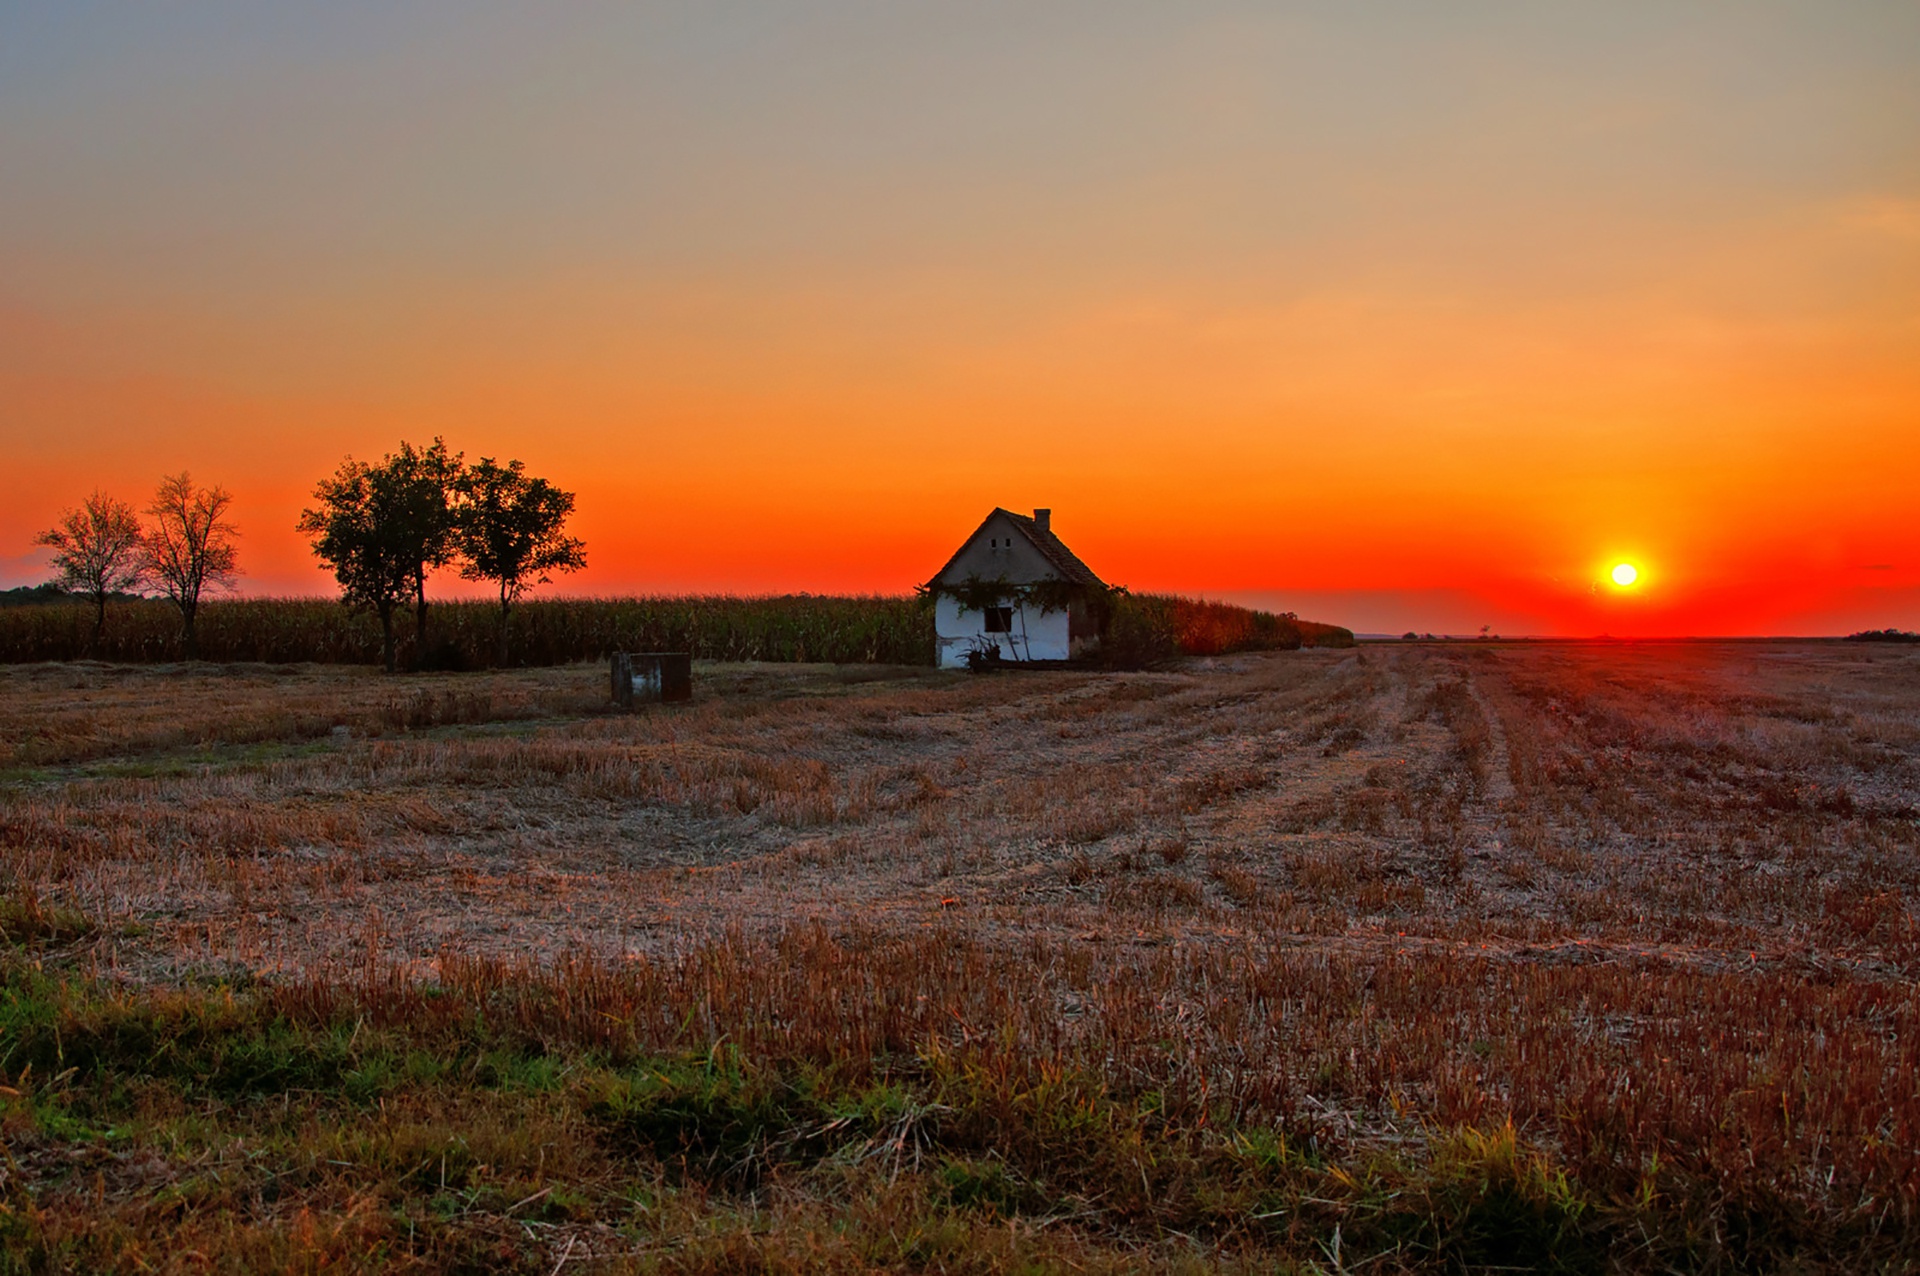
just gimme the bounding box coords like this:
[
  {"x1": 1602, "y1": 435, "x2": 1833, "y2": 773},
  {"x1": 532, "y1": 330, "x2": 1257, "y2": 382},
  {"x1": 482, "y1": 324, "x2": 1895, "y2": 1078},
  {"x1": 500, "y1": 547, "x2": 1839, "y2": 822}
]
[
  {"x1": 90, "y1": 592, "x2": 107, "y2": 657},
  {"x1": 414, "y1": 576, "x2": 429, "y2": 648},
  {"x1": 379, "y1": 604, "x2": 397, "y2": 674},
  {"x1": 496, "y1": 589, "x2": 511, "y2": 668},
  {"x1": 180, "y1": 600, "x2": 199, "y2": 662}
]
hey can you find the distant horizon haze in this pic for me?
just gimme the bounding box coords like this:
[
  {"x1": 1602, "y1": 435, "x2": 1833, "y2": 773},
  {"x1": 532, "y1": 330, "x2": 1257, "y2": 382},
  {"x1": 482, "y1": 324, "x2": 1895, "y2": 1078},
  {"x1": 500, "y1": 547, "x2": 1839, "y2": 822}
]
[{"x1": 3, "y1": 3, "x2": 1916, "y2": 638}]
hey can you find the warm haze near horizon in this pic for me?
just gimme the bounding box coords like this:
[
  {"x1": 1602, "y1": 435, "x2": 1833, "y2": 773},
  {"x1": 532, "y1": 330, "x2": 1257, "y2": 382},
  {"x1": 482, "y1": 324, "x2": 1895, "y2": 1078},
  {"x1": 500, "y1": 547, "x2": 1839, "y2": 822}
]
[{"x1": 3, "y1": 3, "x2": 1917, "y2": 636}]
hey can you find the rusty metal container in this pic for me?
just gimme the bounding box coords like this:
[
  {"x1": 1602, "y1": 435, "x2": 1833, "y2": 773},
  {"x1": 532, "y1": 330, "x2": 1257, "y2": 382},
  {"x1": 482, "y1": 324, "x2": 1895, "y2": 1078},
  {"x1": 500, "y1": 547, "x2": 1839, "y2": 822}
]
[{"x1": 611, "y1": 652, "x2": 692, "y2": 707}]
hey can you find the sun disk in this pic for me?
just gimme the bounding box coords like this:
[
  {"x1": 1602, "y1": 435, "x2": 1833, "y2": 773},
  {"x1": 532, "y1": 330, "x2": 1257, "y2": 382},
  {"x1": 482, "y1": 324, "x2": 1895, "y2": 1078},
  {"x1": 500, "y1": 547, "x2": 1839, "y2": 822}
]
[{"x1": 1611, "y1": 563, "x2": 1639, "y2": 587}]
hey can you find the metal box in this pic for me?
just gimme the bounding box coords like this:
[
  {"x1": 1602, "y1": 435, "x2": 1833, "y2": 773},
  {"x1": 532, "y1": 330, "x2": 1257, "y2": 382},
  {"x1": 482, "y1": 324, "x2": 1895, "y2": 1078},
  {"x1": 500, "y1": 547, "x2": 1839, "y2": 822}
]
[{"x1": 611, "y1": 652, "x2": 692, "y2": 707}]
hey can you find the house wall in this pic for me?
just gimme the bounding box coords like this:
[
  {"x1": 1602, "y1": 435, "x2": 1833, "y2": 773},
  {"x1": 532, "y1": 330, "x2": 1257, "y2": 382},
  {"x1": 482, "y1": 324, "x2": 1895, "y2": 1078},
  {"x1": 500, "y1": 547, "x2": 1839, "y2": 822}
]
[{"x1": 935, "y1": 595, "x2": 1072, "y2": 668}]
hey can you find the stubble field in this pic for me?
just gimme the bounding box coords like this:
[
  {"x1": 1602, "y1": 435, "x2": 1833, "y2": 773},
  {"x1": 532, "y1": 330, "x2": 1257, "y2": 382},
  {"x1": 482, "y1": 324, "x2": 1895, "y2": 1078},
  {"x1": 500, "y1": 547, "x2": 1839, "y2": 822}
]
[{"x1": 3, "y1": 641, "x2": 1918, "y2": 1272}]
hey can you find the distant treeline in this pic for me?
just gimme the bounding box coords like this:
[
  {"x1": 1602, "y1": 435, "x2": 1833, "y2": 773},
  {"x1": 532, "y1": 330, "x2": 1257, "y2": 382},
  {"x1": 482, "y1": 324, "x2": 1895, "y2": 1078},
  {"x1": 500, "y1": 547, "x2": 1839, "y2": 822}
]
[
  {"x1": 1844, "y1": 628, "x2": 1920, "y2": 643},
  {"x1": 0, "y1": 593, "x2": 1350, "y2": 667},
  {"x1": 0, "y1": 585, "x2": 97, "y2": 609}
]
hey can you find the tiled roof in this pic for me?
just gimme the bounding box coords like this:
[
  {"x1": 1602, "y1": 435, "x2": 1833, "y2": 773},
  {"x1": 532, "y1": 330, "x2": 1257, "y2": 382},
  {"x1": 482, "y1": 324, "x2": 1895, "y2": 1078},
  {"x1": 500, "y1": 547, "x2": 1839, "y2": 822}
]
[
  {"x1": 1000, "y1": 510, "x2": 1105, "y2": 588},
  {"x1": 926, "y1": 508, "x2": 1106, "y2": 590}
]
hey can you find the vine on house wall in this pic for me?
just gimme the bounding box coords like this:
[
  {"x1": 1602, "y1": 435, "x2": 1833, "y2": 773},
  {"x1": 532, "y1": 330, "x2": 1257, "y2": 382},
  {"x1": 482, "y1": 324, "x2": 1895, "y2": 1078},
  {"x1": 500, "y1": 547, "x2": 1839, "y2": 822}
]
[
  {"x1": 919, "y1": 573, "x2": 1120, "y2": 664},
  {"x1": 919, "y1": 573, "x2": 1116, "y2": 618}
]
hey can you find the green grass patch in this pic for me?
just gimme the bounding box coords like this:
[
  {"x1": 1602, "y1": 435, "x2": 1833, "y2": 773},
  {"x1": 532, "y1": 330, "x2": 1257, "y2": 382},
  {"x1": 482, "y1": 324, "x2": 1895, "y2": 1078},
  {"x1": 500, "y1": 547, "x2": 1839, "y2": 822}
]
[{"x1": 0, "y1": 957, "x2": 1908, "y2": 1273}]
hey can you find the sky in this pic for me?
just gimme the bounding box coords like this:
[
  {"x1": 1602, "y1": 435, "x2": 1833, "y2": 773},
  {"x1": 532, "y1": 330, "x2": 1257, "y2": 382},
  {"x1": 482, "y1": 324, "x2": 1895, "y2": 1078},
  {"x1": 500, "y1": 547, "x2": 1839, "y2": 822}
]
[{"x1": 2, "y1": 2, "x2": 1916, "y2": 635}]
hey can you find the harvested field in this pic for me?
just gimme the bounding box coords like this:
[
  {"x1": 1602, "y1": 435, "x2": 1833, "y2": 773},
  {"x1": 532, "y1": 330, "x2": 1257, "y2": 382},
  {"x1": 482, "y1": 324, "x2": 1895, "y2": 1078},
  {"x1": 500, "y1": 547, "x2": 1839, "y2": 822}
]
[{"x1": 4, "y1": 641, "x2": 1919, "y2": 1271}]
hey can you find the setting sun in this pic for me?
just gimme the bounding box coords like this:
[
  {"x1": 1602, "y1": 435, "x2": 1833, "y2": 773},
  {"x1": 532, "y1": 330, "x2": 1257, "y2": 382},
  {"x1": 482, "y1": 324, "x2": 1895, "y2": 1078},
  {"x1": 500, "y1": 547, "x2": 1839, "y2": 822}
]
[{"x1": 1611, "y1": 563, "x2": 1640, "y2": 588}]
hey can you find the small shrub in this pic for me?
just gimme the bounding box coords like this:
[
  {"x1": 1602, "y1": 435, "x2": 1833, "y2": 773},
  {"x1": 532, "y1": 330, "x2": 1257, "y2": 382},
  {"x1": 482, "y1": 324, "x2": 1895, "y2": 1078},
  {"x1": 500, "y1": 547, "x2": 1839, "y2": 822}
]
[{"x1": 0, "y1": 889, "x2": 93, "y2": 946}]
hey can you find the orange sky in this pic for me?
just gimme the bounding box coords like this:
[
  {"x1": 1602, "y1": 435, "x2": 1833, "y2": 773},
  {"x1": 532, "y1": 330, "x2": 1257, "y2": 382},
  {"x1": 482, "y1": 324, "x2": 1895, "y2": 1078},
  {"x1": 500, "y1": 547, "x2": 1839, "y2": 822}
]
[{"x1": 3, "y1": 4, "x2": 1917, "y2": 635}]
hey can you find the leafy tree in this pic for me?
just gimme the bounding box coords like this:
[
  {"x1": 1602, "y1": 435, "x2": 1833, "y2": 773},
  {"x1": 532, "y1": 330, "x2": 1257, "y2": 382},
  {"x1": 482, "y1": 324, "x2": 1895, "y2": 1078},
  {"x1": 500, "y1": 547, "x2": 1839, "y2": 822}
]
[
  {"x1": 384, "y1": 438, "x2": 463, "y2": 649},
  {"x1": 35, "y1": 492, "x2": 146, "y2": 653},
  {"x1": 141, "y1": 473, "x2": 240, "y2": 661},
  {"x1": 299, "y1": 457, "x2": 413, "y2": 673},
  {"x1": 452, "y1": 457, "x2": 586, "y2": 666}
]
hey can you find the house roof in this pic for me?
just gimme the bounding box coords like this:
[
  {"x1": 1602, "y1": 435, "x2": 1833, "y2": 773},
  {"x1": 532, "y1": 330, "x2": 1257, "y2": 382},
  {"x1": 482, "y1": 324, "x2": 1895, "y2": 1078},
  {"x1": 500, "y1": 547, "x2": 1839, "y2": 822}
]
[{"x1": 927, "y1": 508, "x2": 1106, "y2": 590}]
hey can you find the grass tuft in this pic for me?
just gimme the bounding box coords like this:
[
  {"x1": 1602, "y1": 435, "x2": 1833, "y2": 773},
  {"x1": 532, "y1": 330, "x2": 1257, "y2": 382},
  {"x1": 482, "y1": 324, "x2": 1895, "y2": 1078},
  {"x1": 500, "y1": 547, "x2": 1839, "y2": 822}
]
[{"x1": 0, "y1": 888, "x2": 92, "y2": 947}]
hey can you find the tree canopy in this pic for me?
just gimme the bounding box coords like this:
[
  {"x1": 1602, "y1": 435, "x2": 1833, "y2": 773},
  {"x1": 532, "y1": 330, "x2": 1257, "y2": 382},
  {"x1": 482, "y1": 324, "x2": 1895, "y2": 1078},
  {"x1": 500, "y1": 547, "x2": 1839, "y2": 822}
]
[
  {"x1": 299, "y1": 458, "x2": 416, "y2": 673},
  {"x1": 298, "y1": 439, "x2": 463, "y2": 672},
  {"x1": 453, "y1": 457, "x2": 586, "y2": 665},
  {"x1": 384, "y1": 438, "x2": 462, "y2": 647}
]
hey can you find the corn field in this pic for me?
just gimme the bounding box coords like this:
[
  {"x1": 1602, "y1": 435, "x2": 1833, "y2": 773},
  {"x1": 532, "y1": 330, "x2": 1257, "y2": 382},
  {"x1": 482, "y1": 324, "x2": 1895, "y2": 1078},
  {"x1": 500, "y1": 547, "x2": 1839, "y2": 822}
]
[
  {"x1": 0, "y1": 596, "x2": 934, "y2": 667},
  {"x1": 0, "y1": 594, "x2": 1350, "y2": 667}
]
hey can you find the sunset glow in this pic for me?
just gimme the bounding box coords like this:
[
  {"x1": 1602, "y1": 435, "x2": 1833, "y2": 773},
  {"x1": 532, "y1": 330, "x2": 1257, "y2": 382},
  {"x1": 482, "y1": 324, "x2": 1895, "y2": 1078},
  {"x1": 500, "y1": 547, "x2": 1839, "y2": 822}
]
[{"x1": 2, "y1": 5, "x2": 1917, "y2": 636}]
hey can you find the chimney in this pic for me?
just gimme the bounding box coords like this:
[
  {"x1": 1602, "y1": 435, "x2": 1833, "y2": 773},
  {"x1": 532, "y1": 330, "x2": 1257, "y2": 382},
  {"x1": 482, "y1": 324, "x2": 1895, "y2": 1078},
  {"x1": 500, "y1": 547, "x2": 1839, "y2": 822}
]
[{"x1": 1033, "y1": 508, "x2": 1051, "y2": 535}]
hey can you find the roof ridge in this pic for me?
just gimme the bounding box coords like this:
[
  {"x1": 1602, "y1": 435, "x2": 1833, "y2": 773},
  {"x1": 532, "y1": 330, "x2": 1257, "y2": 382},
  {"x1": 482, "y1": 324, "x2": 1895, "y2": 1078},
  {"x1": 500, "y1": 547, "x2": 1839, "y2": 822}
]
[
  {"x1": 924, "y1": 507, "x2": 1106, "y2": 591},
  {"x1": 1002, "y1": 510, "x2": 1105, "y2": 588}
]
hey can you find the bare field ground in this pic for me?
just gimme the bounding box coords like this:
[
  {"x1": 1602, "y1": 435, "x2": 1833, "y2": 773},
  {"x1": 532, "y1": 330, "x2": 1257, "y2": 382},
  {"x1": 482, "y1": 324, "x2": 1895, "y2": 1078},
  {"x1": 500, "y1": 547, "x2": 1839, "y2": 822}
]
[
  {"x1": 7, "y1": 642, "x2": 1918, "y2": 980},
  {"x1": 4, "y1": 641, "x2": 1920, "y2": 1271}
]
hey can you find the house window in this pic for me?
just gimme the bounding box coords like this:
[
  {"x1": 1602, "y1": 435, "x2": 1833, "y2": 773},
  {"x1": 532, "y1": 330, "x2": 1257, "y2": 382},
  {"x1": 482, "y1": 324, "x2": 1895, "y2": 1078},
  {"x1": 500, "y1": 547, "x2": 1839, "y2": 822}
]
[{"x1": 984, "y1": 606, "x2": 1014, "y2": 633}]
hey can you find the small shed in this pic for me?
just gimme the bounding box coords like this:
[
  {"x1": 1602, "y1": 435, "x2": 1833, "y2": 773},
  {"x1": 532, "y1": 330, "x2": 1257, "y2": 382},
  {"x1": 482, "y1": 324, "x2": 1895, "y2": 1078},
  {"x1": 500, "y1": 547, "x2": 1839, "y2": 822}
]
[
  {"x1": 611, "y1": 651, "x2": 693, "y2": 706},
  {"x1": 925, "y1": 507, "x2": 1106, "y2": 669}
]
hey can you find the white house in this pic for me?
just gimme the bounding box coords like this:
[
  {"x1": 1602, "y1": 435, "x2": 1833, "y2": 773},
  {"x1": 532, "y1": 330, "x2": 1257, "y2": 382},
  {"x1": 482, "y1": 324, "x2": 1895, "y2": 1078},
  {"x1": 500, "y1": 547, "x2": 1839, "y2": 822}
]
[{"x1": 926, "y1": 507, "x2": 1106, "y2": 669}]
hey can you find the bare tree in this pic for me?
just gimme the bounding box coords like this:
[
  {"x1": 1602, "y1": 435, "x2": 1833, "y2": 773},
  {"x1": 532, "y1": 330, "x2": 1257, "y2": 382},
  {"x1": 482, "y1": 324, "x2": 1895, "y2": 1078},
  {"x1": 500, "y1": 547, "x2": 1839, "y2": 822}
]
[
  {"x1": 142, "y1": 473, "x2": 240, "y2": 661},
  {"x1": 453, "y1": 457, "x2": 585, "y2": 666},
  {"x1": 35, "y1": 492, "x2": 147, "y2": 653}
]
